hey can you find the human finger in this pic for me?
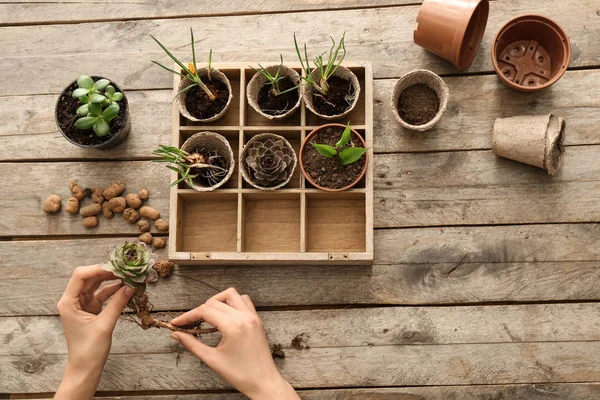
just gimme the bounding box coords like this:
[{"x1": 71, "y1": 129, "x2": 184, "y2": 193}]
[
  {"x1": 241, "y1": 294, "x2": 258, "y2": 316},
  {"x1": 171, "y1": 332, "x2": 217, "y2": 365},
  {"x1": 171, "y1": 303, "x2": 230, "y2": 329},
  {"x1": 95, "y1": 282, "x2": 122, "y2": 303},
  {"x1": 97, "y1": 285, "x2": 134, "y2": 330},
  {"x1": 64, "y1": 265, "x2": 116, "y2": 299},
  {"x1": 210, "y1": 287, "x2": 250, "y2": 312}
]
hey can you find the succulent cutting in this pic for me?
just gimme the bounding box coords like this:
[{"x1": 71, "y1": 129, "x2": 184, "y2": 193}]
[{"x1": 73, "y1": 75, "x2": 124, "y2": 137}]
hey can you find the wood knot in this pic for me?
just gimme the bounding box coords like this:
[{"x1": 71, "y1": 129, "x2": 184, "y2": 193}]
[{"x1": 24, "y1": 361, "x2": 43, "y2": 373}]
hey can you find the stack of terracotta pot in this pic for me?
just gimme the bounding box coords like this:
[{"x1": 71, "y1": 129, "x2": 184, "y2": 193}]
[{"x1": 391, "y1": 0, "x2": 571, "y2": 175}]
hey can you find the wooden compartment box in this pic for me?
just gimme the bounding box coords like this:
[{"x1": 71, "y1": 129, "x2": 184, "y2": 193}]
[{"x1": 168, "y1": 62, "x2": 373, "y2": 265}]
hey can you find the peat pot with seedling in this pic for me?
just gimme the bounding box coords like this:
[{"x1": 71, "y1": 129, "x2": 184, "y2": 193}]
[
  {"x1": 241, "y1": 133, "x2": 298, "y2": 190},
  {"x1": 295, "y1": 33, "x2": 361, "y2": 120},
  {"x1": 55, "y1": 75, "x2": 130, "y2": 148},
  {"x1": 300, "y1": 123, "x2": 368, "y2": 191},
  {"x1": 153, "y1": 131, "x2": 234, "y2": 191},
  {"x1": 247, "y1": 56, "x2": 302, "y2": 120},
  {"x1": 152, "y1": 28, "x2": 233, "y2": 122}
]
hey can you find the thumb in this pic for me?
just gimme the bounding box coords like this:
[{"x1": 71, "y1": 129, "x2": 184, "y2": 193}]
[
  {"x1": 171, "y1": 332, "x2": 217, "y2": 366},
  {"x1": 98, "y1": 285, "x2": 134, "y2": 329}
]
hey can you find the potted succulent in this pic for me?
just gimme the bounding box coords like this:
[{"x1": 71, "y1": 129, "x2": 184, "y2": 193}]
[
  {"x1": 414, "y1": 0, "x2": 490, "y2": 70},
  {"x1": 152, "y1": 131, "x2": 234, "y2": 191},
  {"x1": 300, "y1": 123, "x2": 368, "y2": 191},
  {"x1": 492, "y1": 14, "x2": 571, "y2": 91},
  {"x1": 241, "y1": 133, "x2": 297, "y2": 190},
  {"x1": 151, "y1": 28, "x2": 233, "y2": 122},
  {"x1": 390, "y1": 69, "x2": 449, "y2": 131},
  {"x1": 294, "y1": 33, "x2": 361, "y2": 120},
  {"x1": 247, "y1": 56, "x2": 302, "y2": 120},
  {"x1": 55, "y1": 75, "x2": 130, "y2": 148}
]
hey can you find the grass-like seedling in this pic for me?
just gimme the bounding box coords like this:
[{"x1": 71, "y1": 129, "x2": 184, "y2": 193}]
[
  {"x1": 73, "y1": 75, "x2": 123, "y2": 137},
  {"x1": 294, "y1": 32, "x2": 346, "y2": 96},
  {"x1": 151, "y1": 27, "x2": 216, "y2": 100},
  {"x1": 250, "y1": 55, "x2": 286, "y2": 96},
  {"x1": 152, "y1": 145, "x2": 229, "y2": 187},
  {"x1": 311, "y1": 122, "x2": 367, "y2": 165}
]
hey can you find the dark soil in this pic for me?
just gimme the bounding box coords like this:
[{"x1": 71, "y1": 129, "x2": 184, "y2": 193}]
[
  {"x1": 257, "y1": 76, "x2": 299, "y2": 115},
  {"x1": 189, "y1": 147, "x2": 229, "y2": 187},
  {"x1": 397, "y1": 83, "x2": 440, "y2": 126},
  {"x1": 185, "y1": 79, "x2": 229, "y2": 120},
  {"x1": 271, "y1": 343, "x2": 286, "y2": 359},
  {"x1": 313, "y1": 76, "x2": 356, "y2": 116},
  {"x1": 302, "y1": 126, "x2": 366, "y2": 190},
  {"x1": 56, "y1": 79, "x2": 128, "y2": 146},
  {"x1": 291, "y1": 333, "x2": 310, "y2": 350}
]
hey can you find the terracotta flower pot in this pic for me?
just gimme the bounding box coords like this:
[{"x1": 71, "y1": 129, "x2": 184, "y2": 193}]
[
  {"x1": 492, "y1": 14, "x2": 571, "y2": 92},
  {"x1": 241, "y1": 133, "x2": 297, "y2": 190},
  {"x1": 414, "y1": 0, "x2": 489, "y2": 70},
  {"x1": 493, "y1": 114, "x2": 566, "y2": 175},
  {"x1": 300, "y1": 123, "x2": 368, "y2": 192},
  {"x1": 302, "y1": 66, "x2": 361, "y2": 120},
  {"x1": 246, "y1": 65, "x2": 302, "y2": 120},
  {"x1": 180, "y1": 131, "x2": 235, "y2": 191},
  {"x1": 390, "y1": 69, "x2": 449, "y2": 132},
  {"x1": 177, "y1": 67, "x2": 233, "y2": 122}
]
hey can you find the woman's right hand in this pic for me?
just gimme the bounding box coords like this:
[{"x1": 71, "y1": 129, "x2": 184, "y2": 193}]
[{"x1": 170, "y1": 288, "x2": 300, "y2": 400}]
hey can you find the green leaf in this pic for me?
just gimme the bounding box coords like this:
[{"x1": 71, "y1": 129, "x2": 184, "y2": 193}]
[
  {"x1": 311, "y1": 143, "x2": 337, "y2": 158},
  {"x1": 105, "y1": 85, "x2": 115, "y2": 97},
  {"x1": 150, "y1": 34, "x2": 193, "y2": 77},
  {"x1": 76, "y1": 104, "x2": 89, "y2": 117},
  {"x1": 102, "y1": 103, "x2": 120, "y2": 121},
  {"x1": 336, "y1": 122, "x2": 352, "y2": 148},
  {"x1": 75, "y1": 116, "x2": 97, "y2": 130},
  {"x1": 88, "y1": 102, "x2": 102, "y2": 117},
  {"x1": 112, "y1": 92, "x2": 123, "y2": 102},
  {"x1": 72, "y1": 88, "x2": 90, "y2": 98},
  {"x1": 94, "y1": 79, "x2": 110, "y2": 90},
  {"x1": 93, "y1": 119, "x2": 110, "y2": 136},
  {"x1": 173, "y1": 83, "x2": 197, "y2": 100},
  {"x1": 77, "y1": 76, "x2": 94, "y2": 89},
  {"x1": 339, "y1": 147, "x2": 368, "y2": 165},
  {"x1": 89, "y1": 93, "x2": 107, "y2": 103},
  {"x1": 80, "y1": 95, "x2": 90, "y2": 104}
]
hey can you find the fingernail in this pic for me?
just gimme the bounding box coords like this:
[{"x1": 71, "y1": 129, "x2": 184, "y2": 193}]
[
  {"x1": 170, "y1": 333, "x2": 180, "y2": 342},
  {"x1": 125, "y1": 286, "x2": 134, "y2": 296}
]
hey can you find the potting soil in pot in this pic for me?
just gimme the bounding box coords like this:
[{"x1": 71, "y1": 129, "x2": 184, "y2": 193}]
[
  {"x1": 397, "y1": 83, "x2": 439, "y2": 126},
  {"x1": 313, "y1": 76, "x2": 355, "y2": 116},
  {"x1": 258, "y1": 76, "x2": 299, "y2": 116},
  {"x1": 185, "y1": 80, "x2": 229, "y2": 120},
  {"x1": 303, "y1": 126, "x2": 366, "y2": 190},
  {"x1": 189, "y1": 146, "x2": 230, "y2": 187},
  {"x1": 56, "y1": 81, "x2": 129, "y2": 146}
]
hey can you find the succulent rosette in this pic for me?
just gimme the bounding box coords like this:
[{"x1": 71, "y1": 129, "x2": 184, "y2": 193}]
[
  {"x1": 242, "y1": 133, "x2": 297, "y2": 189},
  {"x1": 103, "y1": 241, "x2": 158, "y2": 287}
]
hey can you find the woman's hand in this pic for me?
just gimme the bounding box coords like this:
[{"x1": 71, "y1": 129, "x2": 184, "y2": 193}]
[
  {"x1": 55, "y1": 265, "x2": 134, "y2": 400},
  {"x1": 170, "y1": 288, "x2": 300, "y2": 400}
]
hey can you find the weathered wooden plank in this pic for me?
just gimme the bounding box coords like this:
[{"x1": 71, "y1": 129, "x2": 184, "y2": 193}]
[
  {"x1": 4, "y1": 304, "x2": 600, "y2": 357},
  {"x1": 375, "y1": 145, "x2": 600, "y2": 227},
  {"x1": 0, "y1": 0, "x2": 418, "y2": 25},
  {"x1": 0, "y1": 0, "x2": 598, "y2": 95},
  {"x1": 26, "y1": 383, "x2": 600, "y2": 400},
  {"x1": 2, "y1": 69, "x2": 599, "y2": 161},
  {"x1": 3, "y1": 342, "x2": 600, "y2": 392}
]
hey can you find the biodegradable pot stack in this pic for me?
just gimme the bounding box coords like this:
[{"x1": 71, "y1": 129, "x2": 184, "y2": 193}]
[
  {"x1": 180, "y1": 131, "x2": 235, "y2": 191},
  {"x1": 492, "y1": 114, "x2": 566, "y2": 175},
  {"x1": 177, "y1": 67, "x2": 233, "y2": 122},
  {"x1": 303, "y1": 65, "x2": 361, "y2": 120},
  {"x1": 247, "y1": 65, "x2": 302, "y2": 120}
]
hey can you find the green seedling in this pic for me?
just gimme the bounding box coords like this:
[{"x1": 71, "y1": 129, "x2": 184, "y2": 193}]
[{"x1": 311, "y1": 122, "x2": 368, "y2": 165}]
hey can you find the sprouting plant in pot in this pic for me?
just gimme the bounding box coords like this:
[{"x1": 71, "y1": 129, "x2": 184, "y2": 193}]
[
  {"x1": 55, "y1": 75, "x2": 130, "y2": 148},
  {"x1": 301, "y1": 123, "x2": 368, "y2": 191},
  {"x1": 151, "y1": 28, "x2": 233, "y2": 122},
  {"x1": 247, "y1": 55, "x2": 302, "y2": 120},
  {"x1": 241, "y1": 133, "x2": 297, "y2": 190},
  {"x1": 293, "y1": 33, "x2": 361, "y2": 119},
  {"x1": 103, "y1": 241, "x2": 217, "y2": 335}
]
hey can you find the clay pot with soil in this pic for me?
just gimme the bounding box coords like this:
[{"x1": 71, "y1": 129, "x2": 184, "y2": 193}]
[
  {"x1": 300, "y1": 123, "x2": 368, "y2": 191},
  {"x1": 153, "y1": 131, "x2": 235, "y2": 191},
  {"x1": 492, "y1": 15, "x2": 571, "y2": 92},
  {"x1": 55, "y1": 75, "x2": 130, "y2": 149},
  {"x1": 152, "y1": 29, "x2": 233, "y2": 122},
  {"x1": 493, "y1": 114, "x2": 566, "y2": 175},
  {"x1": 414, "y1": 0, "x2": 489, "y2": 70},
  {"x1": 391, "y1": 69, "x2": 449, "y2": 131},
  {"x1": 295, "y1": 33, "x2": 361, "y2": 120},
  {"x1": 247, "y1": 61, "x2": 302, "y2": 120},
  {"x1": 241, "y1": 133, "x2": 297, "y2": 190}
]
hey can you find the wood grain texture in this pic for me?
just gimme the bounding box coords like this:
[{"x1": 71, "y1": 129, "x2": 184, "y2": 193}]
[
  {"x1": 3, "y1": 342, "x2": 600, "y2": 392},
  {"x1": 0, "y1": 0, "x2": 598, "y2": 95}
]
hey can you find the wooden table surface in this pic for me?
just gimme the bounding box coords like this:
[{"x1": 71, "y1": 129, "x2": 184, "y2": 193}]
[{"x1": 1, "y1": 1, "x2": 600, "y2": 398}]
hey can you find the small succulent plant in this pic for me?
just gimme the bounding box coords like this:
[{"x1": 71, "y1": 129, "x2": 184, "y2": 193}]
[
  {"x1": 244, "y1": 134, "x2": 296, "y2": 188},
  {"x1": 311, "y1": 123, "x2": 368, "y2": 165},
  {"x1": 102, "y1": 241, "x2": 158, "y2": 287},
  {"x1": 73, "y1": 75, "x2": 124, "y2": 137}
]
